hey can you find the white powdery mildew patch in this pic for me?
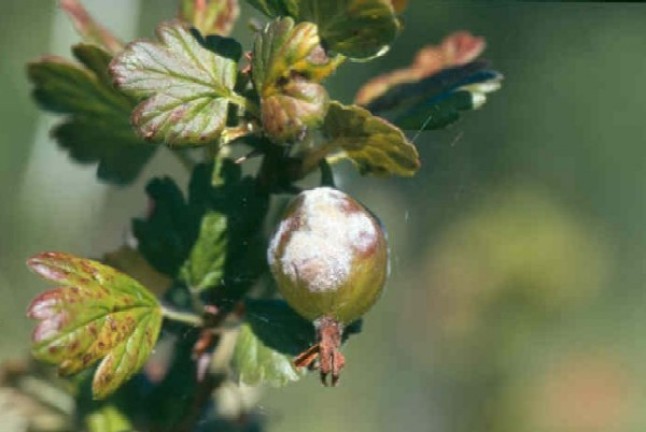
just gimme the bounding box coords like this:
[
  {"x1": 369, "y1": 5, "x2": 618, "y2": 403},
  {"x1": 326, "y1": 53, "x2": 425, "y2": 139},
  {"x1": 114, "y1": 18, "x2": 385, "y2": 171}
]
[{"x1": 270, "y1": 187, "x2": 378, "y2": 293}]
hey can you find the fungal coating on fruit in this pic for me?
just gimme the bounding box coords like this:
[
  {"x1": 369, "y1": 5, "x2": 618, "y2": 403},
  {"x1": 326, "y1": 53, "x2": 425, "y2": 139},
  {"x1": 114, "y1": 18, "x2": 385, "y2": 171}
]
[
  {"x1": 267, "y1": 187, "x2": 389, "y2": 386},
  {"x1": 268, "y1": 187, "x2": 389, "y2": 325}
]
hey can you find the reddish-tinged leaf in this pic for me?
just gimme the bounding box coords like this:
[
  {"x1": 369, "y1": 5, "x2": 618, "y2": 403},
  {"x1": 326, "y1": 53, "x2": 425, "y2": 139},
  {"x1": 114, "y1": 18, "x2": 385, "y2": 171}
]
[
  {"x1": 252, "y1": 17, "x2": 338, "y2": 142},
  {"x1": 26, "y1": 252, "x2": 162, "y2": 399},
  {"x1": 355, "y1": 31, "x2": 486, "y2": 106},
  {"x1": 179, "y1": 0, "x2": 240, "y2": 36},
  {"x1": 60, "y1": 0, "x2": 124, "y2": 55},
  {"x1": 110, "y1": 21, "x2": 241, "y2": 145}
]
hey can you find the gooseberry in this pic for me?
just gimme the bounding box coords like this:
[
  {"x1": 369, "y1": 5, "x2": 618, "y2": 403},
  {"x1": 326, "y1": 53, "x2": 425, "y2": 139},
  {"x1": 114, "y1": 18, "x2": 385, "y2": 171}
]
[{"x1": 267, "y1": 187, "x2": 389, "y2": 385}]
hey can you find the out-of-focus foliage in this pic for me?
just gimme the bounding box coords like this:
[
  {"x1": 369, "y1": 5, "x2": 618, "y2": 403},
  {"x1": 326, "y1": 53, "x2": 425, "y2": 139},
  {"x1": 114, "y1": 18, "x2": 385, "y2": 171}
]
[{"x1": 27, "y1": 44, "x2": 156, "y2": 185}]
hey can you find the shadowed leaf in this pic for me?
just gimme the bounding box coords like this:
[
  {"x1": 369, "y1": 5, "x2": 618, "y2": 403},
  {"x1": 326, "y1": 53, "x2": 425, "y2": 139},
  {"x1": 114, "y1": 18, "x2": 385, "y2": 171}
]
[
  {"x1": 26, "y1": 252, "x2": 162, "y2": 399},
  {"x1": 134, "y1": 160, "x2": 268, "y2": 298},
  {"x1": 27, "y1": 44, "x2": 155, "y2": 185},
  {"x1": 356, "y1": 31, "x2": 486, "y2": 106},
  {"x1": 132, "y1": 177, "x2": 203, "y2": 278},
  {"x1": 252, "y1": 17, "x2": 339, "y2": 142},
  {"x1": 60, "y1": 0, "x2": 123, "y2": 55},
  {"x1": 179, "y1": 0, "x2": 240, "y2": 36},
  {"x1": 232, "y1": 299, "x2": 362, "y2": 386},
  {"x1": 320, "y1": 102, "x2": 420, "y2": 176},
  {"x1": 247, "y1": 0, "x2": 400, "y2": 59},
  {"x1": 355, "y1": 32, "x2": 503, "y2": 131},
  {"x1": 180, "y1": 160, "x2": 269, "y2": 296},
  {"x1": 110, "y1": 21, "x2": 242, "y2": 145},
  {"x1": 232, "y1": 323, "x2": 305, "y2": 387}
]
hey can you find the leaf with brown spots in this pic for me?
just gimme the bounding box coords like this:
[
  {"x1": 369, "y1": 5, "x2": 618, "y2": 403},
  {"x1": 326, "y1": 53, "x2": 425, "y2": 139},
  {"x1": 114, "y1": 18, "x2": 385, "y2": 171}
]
[
  {"x1": 109, "y1": 21, "x2": 242, "y2": 145},
  {"x1": 26, "y1": 252, "x2": 162, "y2": 399},
  {"x1": 317, "y1": 102, "x2": 420, "y2": 176}
]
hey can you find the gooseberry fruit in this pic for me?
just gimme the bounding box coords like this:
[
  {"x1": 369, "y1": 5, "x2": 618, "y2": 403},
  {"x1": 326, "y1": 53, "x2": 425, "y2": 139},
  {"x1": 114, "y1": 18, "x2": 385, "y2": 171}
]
[{"x1": 267, "y1": 187, "x2": 389, "y2": 385}]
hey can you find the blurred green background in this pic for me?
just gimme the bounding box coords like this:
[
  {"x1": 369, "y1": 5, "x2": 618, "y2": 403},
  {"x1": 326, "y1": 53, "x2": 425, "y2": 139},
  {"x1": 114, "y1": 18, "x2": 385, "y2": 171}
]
[{"x1": 2, "y1": 1, "x2": 646, "y2": 431}]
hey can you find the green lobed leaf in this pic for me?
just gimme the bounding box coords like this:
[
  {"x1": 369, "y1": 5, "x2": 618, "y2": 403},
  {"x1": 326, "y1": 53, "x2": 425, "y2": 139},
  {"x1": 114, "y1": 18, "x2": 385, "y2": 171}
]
[
  {"x1": 252, "y1": 17, "x2": 339, "y2": 143},
  {"x1": 247, "y1": 0, "x2": 400, "y2": 59},
  {"x1": 180, "y1": 160, "x2": 269, "y2": 296},
  {"x1": 179, "y1": 0, "x2": 240, "y2": 36},
  {"x1": 110, "y1": 21, "x2": 242, "y2": 145},
  {"x1": 26, "y1": 252, "x2": 163, "y2": 399},
  {"x1": 27, "y1": 44, "x2": 155, "y2": 185},
  {"x1": 179, "y1": 211, "x2": 227, "y2": 291},
  {"x1": 320, "y1": 101, "x2": 420, "y2": 176}
]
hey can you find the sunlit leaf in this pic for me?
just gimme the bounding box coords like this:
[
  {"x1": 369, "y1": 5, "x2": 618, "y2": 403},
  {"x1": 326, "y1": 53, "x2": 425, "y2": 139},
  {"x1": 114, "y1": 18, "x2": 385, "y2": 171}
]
[
  {"x1": 247, "y1": 0, "x2": 400, "y2": 59},
  {"x1": 85, "y1": 404, "x2": 133, "y2": 432},
  {"x1": 320, "y1": 101, "x2": 420, "y2": 176},
  {"x1": 26, "y1": 252, "x2": 162, "y2": 399},
  {"x1": 252, "y1": 17, "x2": 338, "y2": 142},
  {"x1": 179, "y1": 0, "x2": 240, "y2": 36},
  {"x1": 27, "y1": 44, "x2": 155, "y2": 185},
  {"x1": 60, "y1": 0, "x2": 123, "y2": 55},
  {"x1": 110, "y1": 21, "x2": 242, "y2": 145}
]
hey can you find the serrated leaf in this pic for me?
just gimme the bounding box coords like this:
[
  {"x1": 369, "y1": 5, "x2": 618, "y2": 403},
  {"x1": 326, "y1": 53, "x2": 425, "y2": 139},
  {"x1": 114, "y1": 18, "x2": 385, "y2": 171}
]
[
  {"x1": 179, "y1": 0, "x2": 240, "y2": 36},
  {"x1": 27, "y1": 44, "x2": 155, "y2": 185},
  {"x1": 110, "y1": 21, "x2": 242, "y2": 145},
  {"x1": 26, "y1": 252, "x2": 162, "y2": 399},
  {"x1": 247, "y1": 0, "x2": 400, "y2": 59},
  {"x1": 320, "y1": 101, "x2": 420, "y2": 176},
  {"x1": 252, "y1": 17, "x2": 338, "y2": 143},
  {"x1": 60, "y1": 0, "x2": 124, "y2": 55}
]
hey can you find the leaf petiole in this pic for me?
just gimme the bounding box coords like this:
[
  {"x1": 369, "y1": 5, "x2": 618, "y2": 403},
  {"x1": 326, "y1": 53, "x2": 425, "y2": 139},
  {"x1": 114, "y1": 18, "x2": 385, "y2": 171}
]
[{"x1": 161, "y1": 305, "x2": 204, "y2": 327}]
